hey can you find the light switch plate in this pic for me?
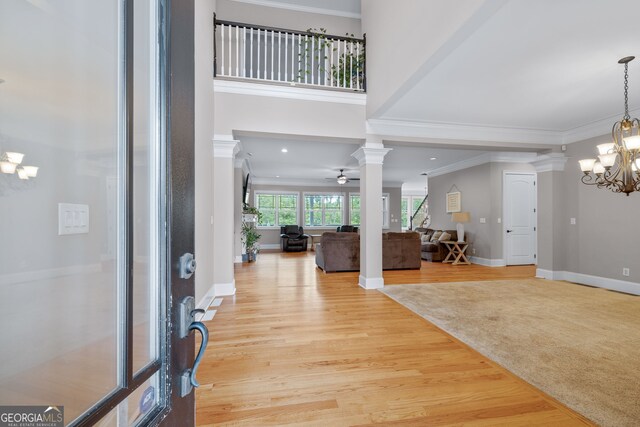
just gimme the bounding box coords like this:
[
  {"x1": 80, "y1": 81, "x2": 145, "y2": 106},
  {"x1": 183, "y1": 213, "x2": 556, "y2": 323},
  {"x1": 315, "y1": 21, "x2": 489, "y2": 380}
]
[
  {"x1": 497, "y1": 218, "x2": 502, "y2": 224},
  {"x1": 58, "y1": 203, "x2": 90, "y2": 235},
  {"x1": 479, "y1": 218, "x2": 486, "y2": 224},
  {"x1": 570, "y1": 218, "x2": 576, "y2": 225}
]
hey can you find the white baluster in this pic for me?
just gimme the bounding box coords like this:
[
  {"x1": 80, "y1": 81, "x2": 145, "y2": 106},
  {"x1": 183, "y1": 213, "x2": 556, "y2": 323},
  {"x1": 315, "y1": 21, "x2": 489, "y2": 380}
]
[
  {"x1": 304, "y1": 35, "x2": 308, "y2": 84},
  {"x1": 278, "y1": 32, "x2": 281, "y2": 81},
  {"x1": 227, "y1": 24, "x2": 232, "y2": 76},
  {"x1": 284, "y1": 32, "x2": 288, "y2": 81},
  {"x1": 349, "y1": 40, "x2": 353, "y2": 89},
  {"x1": 329, "y1": 39, "x2": 334, "y2": 87},
  {"x1": 257, "y1": 29, "x2": 261, "y2": 79},
  {"x1": 221, "y1": 24, "x2": 225, "y2": 75},
  {"x1": 311, "y1": 35, "x2": 314, "y2": 85},
  {"x1": 235, "y1": 25, "x2": 239, "y2": 77},
  {"x1": 242, "y1": 27, "x2": 246, "y2": 78},
  {"x1": 250, "y1": 27, "x2": 253, "y2": 78},
  {"x1": 271, "y1": 30, "x2": 274, "y2": 80},
  {"x1": 343, "y1": 39, "x2": 346, "y2": 88},
  {"x1": 298, "y1": 34, "x2": 302, "y2": 83},
  {"x1": 264, "y1": 29, "x2": 267, "y2": 80}
]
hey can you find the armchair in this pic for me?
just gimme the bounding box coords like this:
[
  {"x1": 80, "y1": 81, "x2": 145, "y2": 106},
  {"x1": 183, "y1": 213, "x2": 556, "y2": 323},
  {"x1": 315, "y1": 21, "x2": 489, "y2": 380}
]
[
  {"x1": 336, "y1": 225, "x2": 358, "y2": 233},
  {"x1": 280, "y1": 225, "x2": 310, "y2": 252}
]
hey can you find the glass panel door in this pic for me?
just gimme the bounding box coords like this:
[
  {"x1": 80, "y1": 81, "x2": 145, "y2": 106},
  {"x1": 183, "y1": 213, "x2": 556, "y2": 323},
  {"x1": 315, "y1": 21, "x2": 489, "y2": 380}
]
[
  {"x1": 0, "y1": 1, "x2": 190, "y2": 425},
  {"x1": 0, "y1": 0, "x2": 122, "y2": 422}
]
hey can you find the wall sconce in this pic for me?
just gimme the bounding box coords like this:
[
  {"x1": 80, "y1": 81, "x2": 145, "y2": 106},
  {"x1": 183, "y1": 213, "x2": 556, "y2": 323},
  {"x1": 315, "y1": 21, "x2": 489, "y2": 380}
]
[{"x1": 0, "y1": 151, "x2": 38, "y2": 179}]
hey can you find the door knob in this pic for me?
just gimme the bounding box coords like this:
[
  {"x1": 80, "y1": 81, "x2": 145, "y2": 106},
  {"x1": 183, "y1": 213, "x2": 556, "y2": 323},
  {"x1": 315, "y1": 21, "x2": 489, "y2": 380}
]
[{"x1": 179, "y1": 253, "x2": 196, "y2": 279}]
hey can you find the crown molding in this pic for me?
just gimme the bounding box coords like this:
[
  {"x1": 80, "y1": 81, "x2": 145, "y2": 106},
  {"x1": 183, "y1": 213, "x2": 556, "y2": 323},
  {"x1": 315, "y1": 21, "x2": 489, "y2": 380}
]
[
  {"x1": 425, "y1": 152, "x2": 539, "y2": 178},
  {"x1": 351, "y1": 147, "x2": 393, "y2": 166},
  {"x1": 212, "y1": 136, "x2": 240, "y2": 158},
  {"x1": 562, "y1": 108, "x2": 640, "y2": 144},
  {"x1": 214, "y1": 79, "x2": 366, "y2": 105},
  {"x1": 531, "y1": 153, "x2": 568, "y2": 172},
  {"x1": 228, "y1": 0, "x2": 361, "y2": 19},
  {"x1": 367, "y1": 118, "x2": 564, "y2": 145}
]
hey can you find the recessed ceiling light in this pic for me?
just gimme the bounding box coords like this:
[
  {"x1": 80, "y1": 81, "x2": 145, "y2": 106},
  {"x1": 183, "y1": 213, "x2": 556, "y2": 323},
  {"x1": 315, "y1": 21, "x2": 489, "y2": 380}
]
[
  {"x1": 430, "y1": 157, "x2": 437, "y2": 160},
  {"x1": 281, "y1": 148, "x2": 288, "y2": 153},
  {"x1": 276, "y1": 175, "x2": 280, "y2": 178}
]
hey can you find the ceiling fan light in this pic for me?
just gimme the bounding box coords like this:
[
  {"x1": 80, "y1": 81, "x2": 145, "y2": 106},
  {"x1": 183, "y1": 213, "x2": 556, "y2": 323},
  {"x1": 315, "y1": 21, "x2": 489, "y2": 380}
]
[
  {"x1": 623, "y1": 135, "x2": 640, "y2": 150},
  {"x1": 337, "y1": 175, "x2": 348, "y2": 185},
  {"x1": 597, "y1": 143, "x2": 616, "y2": 155}
]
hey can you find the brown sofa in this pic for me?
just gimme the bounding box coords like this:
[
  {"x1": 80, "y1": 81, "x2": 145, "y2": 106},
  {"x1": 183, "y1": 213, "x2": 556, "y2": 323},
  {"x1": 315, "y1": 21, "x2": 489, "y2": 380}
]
[
  {"x1": 315, "y1": 231, "x2": 421, "y2": 272},
  {"x1": 415, "y1": 228, "x2": 458, "y2": 262}
]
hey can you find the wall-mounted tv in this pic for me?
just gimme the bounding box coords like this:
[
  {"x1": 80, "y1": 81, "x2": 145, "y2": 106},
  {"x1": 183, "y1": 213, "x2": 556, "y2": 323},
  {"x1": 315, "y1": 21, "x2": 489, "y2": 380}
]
[{"x1": 242, "y1": 173, "x2": 251, "y2": 207}]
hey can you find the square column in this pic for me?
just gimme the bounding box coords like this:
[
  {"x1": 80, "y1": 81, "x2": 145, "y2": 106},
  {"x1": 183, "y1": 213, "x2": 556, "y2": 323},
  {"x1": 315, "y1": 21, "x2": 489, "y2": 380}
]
[
  {"x1": 233, "y1": 161, "x2": 244, "y2": 264},
  {"x1": 212, "y1": 136, "x2": 239, "y2": 295},
  {"x1": 352, "y1": 145, "x2": 392, "y2": 289}
]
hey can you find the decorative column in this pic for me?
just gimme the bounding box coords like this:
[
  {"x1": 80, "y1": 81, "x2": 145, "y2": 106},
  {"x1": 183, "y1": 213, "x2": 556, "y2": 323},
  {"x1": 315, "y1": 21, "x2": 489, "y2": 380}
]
[
  {"x1": 233, "y1": 159, "x2": 244, "y2": 263},
  {"x1": 352, "y1": 139, "x2": 392, "y2": 289},
  {"x1": 212, "y1": 135, "x2": 239, "y2": 296},
  {"x1": 532, "y1": 153, "x2": 568, "y2": 280}
]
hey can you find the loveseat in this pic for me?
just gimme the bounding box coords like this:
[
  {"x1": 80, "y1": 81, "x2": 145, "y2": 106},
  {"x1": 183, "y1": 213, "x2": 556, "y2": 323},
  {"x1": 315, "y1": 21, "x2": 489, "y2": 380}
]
[
  {"x1": 415, "y1": 228, "x2": 458, "y2": 262},
  {"x1": 315, "y1": 231, "x2": 421, "y2": 272}
]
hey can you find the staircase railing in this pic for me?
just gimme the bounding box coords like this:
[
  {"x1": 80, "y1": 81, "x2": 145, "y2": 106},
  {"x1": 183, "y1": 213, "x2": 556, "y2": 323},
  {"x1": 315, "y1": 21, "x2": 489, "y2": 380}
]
[
  {"x1": 214, "y1": 15, "x2": 366, "y2": 92},
  {"x1": 409, "y1": 195, "x2": 429, "y2": 230}
]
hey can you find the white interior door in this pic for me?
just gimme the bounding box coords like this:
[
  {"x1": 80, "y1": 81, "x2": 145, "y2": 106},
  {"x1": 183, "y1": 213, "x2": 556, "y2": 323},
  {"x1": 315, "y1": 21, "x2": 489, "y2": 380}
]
[{"x1": 504, "y1": 173, "x2": 537, "y2": 265}]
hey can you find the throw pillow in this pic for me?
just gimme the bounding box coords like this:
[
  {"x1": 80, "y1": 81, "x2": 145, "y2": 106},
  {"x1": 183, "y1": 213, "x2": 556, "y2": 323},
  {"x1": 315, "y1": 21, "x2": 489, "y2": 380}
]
[
  {"x1": 421, "y1": 234, "x2": 431, "y2": 243},
  {"x1": 438, "y1": 232, "x2": 451, "y2": 242},
  {"x1": 431, "y1": 231, "x2": 443, "y2": 242}
]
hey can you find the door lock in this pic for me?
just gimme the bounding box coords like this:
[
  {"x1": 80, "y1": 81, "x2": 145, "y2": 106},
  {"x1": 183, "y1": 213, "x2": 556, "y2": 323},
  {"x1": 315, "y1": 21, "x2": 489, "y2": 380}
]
[{"x1": 179, "y1": 252, "x2": 196, "y2": 279}]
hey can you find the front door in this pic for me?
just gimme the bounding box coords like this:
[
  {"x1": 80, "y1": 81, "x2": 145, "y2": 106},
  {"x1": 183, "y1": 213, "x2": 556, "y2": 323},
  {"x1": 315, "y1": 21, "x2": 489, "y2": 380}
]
[
  {"x1": 504, "y1": 173, "x2": 537, "y2": 265},
  {"x1": 0, "y1": 1, "x2": 202, "y2": 425}
]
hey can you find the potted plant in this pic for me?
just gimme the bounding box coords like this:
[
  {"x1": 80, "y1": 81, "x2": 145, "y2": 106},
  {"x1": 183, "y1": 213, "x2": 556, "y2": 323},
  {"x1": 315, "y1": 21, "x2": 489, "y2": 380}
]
[{"x1": 241, "y1": 206, "x2": 262, "y2": 262}]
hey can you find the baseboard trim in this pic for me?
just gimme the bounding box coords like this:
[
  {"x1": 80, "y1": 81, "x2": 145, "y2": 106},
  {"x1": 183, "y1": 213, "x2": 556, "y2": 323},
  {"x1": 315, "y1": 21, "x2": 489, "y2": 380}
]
[
  {"x1": 470, "y1": 257, "x2": 507, "y2": 267},
  {"x1": 197, "y1": 284, "x2": 217, "y2": 310},
  {"x1": 259, "y1": 244, "x2": 281, "y2": 250},
  {"x1": 536, "y1": 269, "x2": 640, "y2": 295},
  {"x1": 0, "y1": 263, "x2": 103, "y2": 286},
  {"x1": 359, "y1": 275, "x2": 384, "y2": 290},
  {"x1": 213, "y1": 279, "x2": 236, "y2": 296}
]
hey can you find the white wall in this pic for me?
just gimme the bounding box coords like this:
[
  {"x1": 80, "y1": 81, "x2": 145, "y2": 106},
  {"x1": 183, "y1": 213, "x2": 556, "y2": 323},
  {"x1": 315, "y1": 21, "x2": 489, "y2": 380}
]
[
  {"x1": 194, "y1": 0, "x2": 217, "y2": 304},
  {"x1": 361, "y1": 0, "x2": 485, "y2": 118},
  {"x1": 216, "y1": 0, "x2": 361, "y2": 36},
  {"x1": 428, "y1": 161, "x2": 535, "y2": 262}
]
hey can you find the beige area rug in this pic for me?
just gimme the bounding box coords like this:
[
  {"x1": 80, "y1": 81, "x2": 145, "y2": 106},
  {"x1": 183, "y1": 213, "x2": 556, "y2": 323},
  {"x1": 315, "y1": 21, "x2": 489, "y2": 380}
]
[{"x1": 380, "y1": 279, "x2": 640, "y2": 427}]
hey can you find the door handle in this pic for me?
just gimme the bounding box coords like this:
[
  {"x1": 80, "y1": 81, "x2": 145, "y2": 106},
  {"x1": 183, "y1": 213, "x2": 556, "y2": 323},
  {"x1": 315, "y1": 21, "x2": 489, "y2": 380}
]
[
  {"x1": 178, "y1": 297, "x2": 210, "y2": 397},
  {"x1": 506, "y1": 229, "x2": 513, "y2": 233},
  {"x1": 188, "y1": 321, "x2": 208, "y2": 387}
]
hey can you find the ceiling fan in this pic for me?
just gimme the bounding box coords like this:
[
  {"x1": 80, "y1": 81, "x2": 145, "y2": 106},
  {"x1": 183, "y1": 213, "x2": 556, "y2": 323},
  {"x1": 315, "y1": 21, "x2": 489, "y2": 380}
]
[{"x1": 326, "y1": 169, "x2": 360, "y2": 185}]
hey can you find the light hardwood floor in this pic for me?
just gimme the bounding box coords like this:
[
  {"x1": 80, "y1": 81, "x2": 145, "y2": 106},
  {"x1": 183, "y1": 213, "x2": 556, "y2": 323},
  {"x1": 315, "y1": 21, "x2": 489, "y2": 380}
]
[{"x1": 195, "y1": 252, "x2": 592, "y2": 426}]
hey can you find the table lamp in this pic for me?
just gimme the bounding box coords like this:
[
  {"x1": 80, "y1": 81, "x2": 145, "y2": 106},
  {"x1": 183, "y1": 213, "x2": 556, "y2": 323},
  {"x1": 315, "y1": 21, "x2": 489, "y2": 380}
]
[{"x1": 451, "y1": 212, "x2": 470, "y2": 243}]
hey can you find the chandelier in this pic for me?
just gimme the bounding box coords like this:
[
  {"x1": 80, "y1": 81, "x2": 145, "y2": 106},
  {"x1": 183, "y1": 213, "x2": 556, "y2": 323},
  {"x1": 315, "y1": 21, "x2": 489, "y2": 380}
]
[{"x1": 579, "y1": 56, "x2": 640, "y2": 196}]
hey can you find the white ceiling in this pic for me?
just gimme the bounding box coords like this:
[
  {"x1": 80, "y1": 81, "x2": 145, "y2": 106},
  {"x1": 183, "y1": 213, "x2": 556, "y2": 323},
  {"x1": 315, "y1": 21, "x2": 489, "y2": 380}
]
[
  {"x1": 380, "y1": 0, "x2": 640, "y2": 134},
  {"x1": 239, "y1": 135, "x2": 504, "y2": 188}
]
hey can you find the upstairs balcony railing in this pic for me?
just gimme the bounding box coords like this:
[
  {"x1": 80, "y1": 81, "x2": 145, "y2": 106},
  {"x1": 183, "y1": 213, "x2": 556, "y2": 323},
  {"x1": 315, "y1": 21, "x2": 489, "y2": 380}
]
[{"x1": 214, "y1": 16, "x2": 366, "y2": 92}]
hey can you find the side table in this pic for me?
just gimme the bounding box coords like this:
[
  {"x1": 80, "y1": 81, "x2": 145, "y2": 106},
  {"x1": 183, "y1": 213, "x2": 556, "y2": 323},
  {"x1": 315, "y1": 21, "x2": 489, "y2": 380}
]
[
  {"x1": 442, "y1": 241, "x2": 470, "y2": 265},
  {"x1": 309, "y1": 234, "x2": 323, "y2": 251}
]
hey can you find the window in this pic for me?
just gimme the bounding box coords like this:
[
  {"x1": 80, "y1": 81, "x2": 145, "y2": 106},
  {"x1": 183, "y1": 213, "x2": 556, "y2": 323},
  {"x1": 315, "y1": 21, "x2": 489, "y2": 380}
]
[
  {"x1": 255, "y1": 192, "x2": 298, "y2": 227},
  {"x1": 348, "y1": 193, "x2": 390, "y2": 228},
  {"x1": 401, "y1": 197, "x2": 408, "y2": 229},
  {"x1": 403, "y1": 195, "x2": 428, "y2": 229},
  {"x1": 303, "y1": 193, "x2": 344, "y2": 227}
]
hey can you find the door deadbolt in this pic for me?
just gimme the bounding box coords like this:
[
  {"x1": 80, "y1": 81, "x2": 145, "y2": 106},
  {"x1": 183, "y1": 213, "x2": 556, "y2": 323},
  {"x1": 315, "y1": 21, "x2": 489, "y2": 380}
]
[{"x1": 179, "y1": 253, "x2": 196, "y2": 279}]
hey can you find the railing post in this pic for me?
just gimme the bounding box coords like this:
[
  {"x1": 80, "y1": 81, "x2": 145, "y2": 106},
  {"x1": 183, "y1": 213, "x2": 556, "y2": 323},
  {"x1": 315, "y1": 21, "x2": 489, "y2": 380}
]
[
  {"x1": 362, "y1": 33, "x2": 367, "y2": 92},
  {"x1": 213, "y1": 13, "x2": 217, "y2": 77}
]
